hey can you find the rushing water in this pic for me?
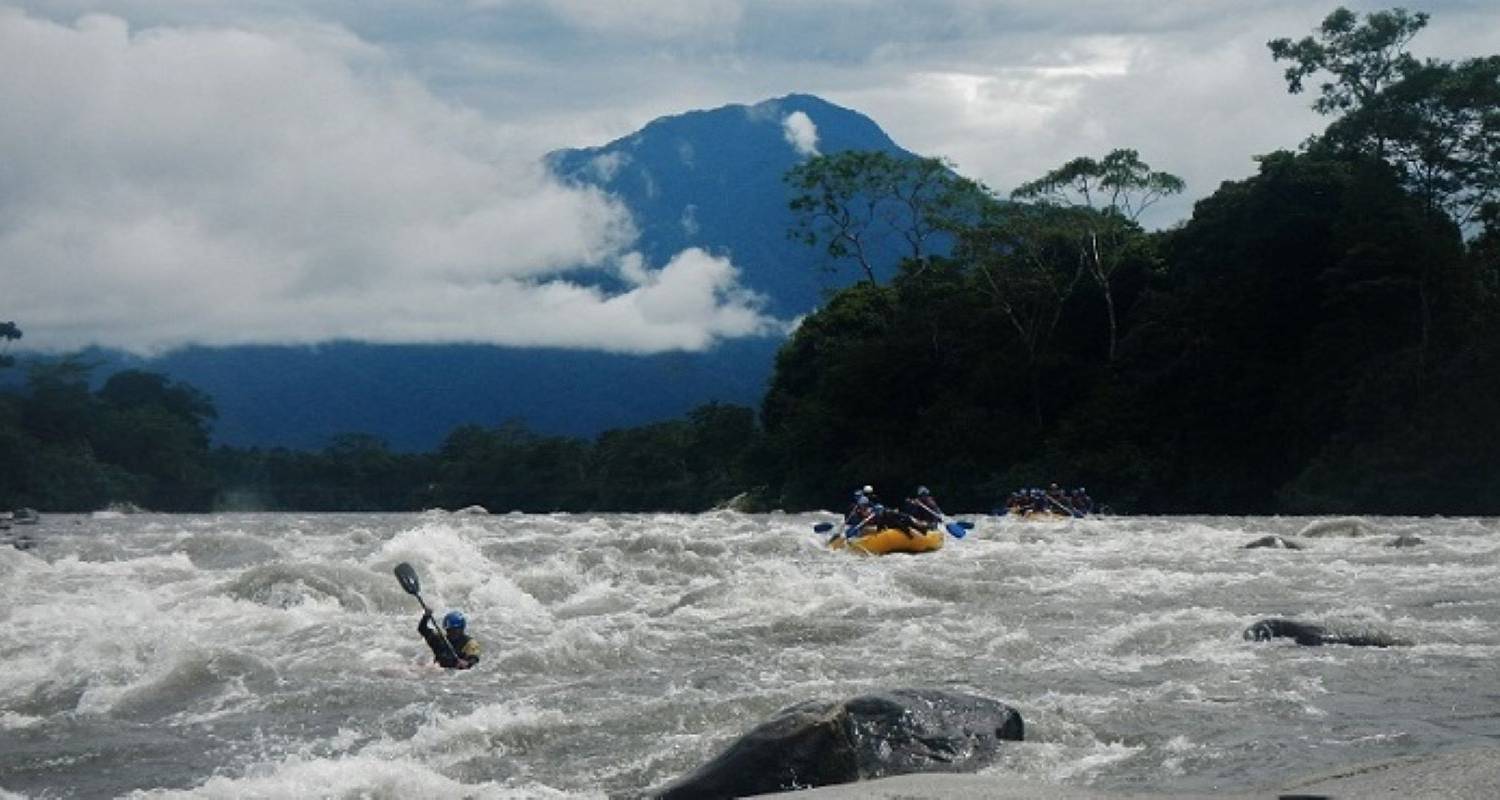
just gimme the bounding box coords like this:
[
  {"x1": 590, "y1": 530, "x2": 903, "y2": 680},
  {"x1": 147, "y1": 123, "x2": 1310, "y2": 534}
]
[{"x1": 1, "y1": 512, "x2": 1498, "y2": 798}]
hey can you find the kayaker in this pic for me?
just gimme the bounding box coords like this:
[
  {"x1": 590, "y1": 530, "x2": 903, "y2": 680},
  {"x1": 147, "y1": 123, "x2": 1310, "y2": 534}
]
[{"x1": 418, "y1": 609, "x2": 481, "y2": 670}]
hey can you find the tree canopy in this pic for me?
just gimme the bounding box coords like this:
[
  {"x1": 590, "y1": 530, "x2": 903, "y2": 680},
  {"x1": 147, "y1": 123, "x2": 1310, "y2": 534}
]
[{"x1": 1, "y1": 5, "x2": 1496, "y2": 516}]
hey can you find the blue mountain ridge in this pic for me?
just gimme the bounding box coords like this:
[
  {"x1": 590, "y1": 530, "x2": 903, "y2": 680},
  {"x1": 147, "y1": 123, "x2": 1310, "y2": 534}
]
[{"x1": 53, "y1": 95, "x2": 919, "y2": 450}]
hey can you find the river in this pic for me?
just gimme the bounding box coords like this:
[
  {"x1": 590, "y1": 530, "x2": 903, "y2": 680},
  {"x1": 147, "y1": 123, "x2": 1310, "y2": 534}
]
[{"x1": 2, "y1": 512, "x2": 1497, "y2": 798}]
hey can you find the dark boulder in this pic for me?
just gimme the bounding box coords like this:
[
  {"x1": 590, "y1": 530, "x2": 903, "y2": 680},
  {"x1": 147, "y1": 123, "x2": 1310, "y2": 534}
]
[
  {"x1": 1243, "y1": 617, "x2": 1410, "y2": 648},
  {"x1": 1243, "y1": 535, "x2": 1304, "y2": 550},
  {"x1": 1386, "y1": 534, "x2": 1424, "y2": 548},
  {"x1": 650, "y1": 688, "x2": 1023, "y2": 799}
]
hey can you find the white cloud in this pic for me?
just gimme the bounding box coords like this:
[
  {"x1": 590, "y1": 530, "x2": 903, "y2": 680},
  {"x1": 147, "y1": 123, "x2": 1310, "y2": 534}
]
[
  {"x1": 587, "y1": 151, "x2": 629, "y2": 182},
  {"x1": 476, "y1": 0, "x2": 745, "y2": 41},
  {"x1": 0, "y1": 10, "x2": 780, "y2": 355},
  {"x1": 781, "y1": 110, "x2": 820, "y2": 157},
  {"x1": 830, "y1": 16, "x2": 1335, "y2": 225}
]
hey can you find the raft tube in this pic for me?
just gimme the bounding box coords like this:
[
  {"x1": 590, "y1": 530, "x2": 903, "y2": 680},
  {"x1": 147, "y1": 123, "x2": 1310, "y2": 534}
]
[
  {"x1": 830, "y1": 527, "x2": 944, "y2": 555},
  {"x1": 1012, "y1": 510, "x2": 1077, "y2": 522}
]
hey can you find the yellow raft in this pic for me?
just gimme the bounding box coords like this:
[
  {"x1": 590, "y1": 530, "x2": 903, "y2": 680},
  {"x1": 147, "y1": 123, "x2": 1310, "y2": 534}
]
[
  {"x1": 1011, "y1": 510, "x2": 1077, "y2": 522},
  {"x1": 829, "y1": 527, "x2": 944, "y2": 555}
]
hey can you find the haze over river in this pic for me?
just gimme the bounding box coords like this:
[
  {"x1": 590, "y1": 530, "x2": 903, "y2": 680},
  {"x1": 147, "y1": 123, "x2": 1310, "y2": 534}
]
[{"x1": 2, "y1": 512, "x2": 1497, "y2": 798}]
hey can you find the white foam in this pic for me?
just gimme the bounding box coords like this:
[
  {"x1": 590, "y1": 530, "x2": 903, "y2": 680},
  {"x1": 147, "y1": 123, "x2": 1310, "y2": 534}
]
[
  {"x1": 127, "y1": 753, "x2": 583, "y2": 799},
  {"x1": 3, "y1": 512, "x2": 1495, "y2": 797}
]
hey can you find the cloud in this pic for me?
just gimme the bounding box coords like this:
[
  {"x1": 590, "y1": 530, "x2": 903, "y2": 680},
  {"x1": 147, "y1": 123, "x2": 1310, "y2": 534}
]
[
  {"x1": 0, "y1": 10, "x2": 781, "y2": 355},
  {"x1": 4, "y1": 1, "x2": 1498, "y2": 356},
  {"x1": 781, "y1": 110, "x2": 819, "y2": 157},
  {"x1": 587, "y1": 151, "x2": 630, "y2": 182},
  {"x1": 474, "y1": 0, "x2": 745, "y2": 41}
]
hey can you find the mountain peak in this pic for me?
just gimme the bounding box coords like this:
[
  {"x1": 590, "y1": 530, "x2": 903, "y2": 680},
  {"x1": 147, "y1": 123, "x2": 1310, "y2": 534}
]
[
  {"x1": 547, "y1": 94, "x2": 914, "y2": 317},
  {"x1": 552, "y1": 93, "x2": 906, "y2": 177}
]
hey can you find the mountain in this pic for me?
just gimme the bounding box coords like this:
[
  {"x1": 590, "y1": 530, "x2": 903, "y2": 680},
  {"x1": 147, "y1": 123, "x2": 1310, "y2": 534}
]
[
  {"x1": 60, "y1": 95, "x2": 919, "y2": 450},
  {"x1": 548, "y1": 93, "x2": 916, "y2": 317}
]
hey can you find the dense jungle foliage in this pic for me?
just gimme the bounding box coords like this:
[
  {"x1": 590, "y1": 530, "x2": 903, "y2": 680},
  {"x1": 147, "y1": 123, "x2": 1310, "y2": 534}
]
[{"x1": 2, "y1": 7, "x2": 1496, "y2": 515}]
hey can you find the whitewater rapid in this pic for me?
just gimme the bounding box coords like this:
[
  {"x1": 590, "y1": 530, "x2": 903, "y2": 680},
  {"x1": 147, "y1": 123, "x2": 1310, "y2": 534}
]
[{"x1": 1, "y1": 512, "x2": 1497, "y2": 798}]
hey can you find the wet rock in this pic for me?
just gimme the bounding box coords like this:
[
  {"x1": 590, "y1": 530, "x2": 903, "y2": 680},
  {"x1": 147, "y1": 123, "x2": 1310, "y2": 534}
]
[
  {"x1": 1243, "y1": 617, "x2": 1411, "y2": 648},
  {"x1": 1243, "y1": 535, "x2": 1304, "y2": 550},
  {"x1": 1386, "y1": 534, "x2": 1424, "y2": 548},
  {"x1": 650, "y1": 688, "x2": 1024, "y2": 799}
]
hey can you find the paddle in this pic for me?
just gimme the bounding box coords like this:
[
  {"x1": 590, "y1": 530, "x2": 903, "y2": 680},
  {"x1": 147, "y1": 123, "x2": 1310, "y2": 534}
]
[
  {"x1": 813, "y1": 514, "x2": 872, "y2": 542},
  {"x1": 942, "y1": 520, "x2": 973, "y2": 538},
  {"x1": 1042, "y1": 492, "x2": 1082, "y2": 518},
  {"x1": 393, "y1": 562, "x2": 462, "y2": 666},
  {"x1": 911, "y1": 495, "x2": 970, "y2": 538}
]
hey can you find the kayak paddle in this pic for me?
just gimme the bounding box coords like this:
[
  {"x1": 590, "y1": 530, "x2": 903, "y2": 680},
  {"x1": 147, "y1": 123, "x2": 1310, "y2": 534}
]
[{"x1": 393, "y1": 561, "x2": 462, "y2": 665}]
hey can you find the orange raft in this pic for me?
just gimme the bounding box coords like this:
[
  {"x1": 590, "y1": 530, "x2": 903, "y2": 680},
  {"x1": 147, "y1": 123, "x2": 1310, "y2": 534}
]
[{"x1": 829, "y1": 526, "x2": 945, "y2": 555}]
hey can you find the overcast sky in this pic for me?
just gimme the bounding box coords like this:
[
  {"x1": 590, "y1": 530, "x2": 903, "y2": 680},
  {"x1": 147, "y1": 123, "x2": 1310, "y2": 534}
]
[{"x1": 3, "y1": 1, "x2": 1498, "y2": 355}]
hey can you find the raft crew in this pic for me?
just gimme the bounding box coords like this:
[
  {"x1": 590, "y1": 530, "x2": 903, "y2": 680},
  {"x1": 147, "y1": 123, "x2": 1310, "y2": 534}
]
[
  {"x1": 844, "y1": 485, "x2": 927, "y2": 538},
  {"x1": 874, "y1": 504, "x2": 927, "y2": 536},
  {"x1": 419, "y1": 609, "x2": 481, "y2": 670},
  {"x1": 844, "y1": 491, "x2": 871, "y2": 528},
  {"x1": 904, "y1": 486, "x2": 946, "y2": 526},
  {"x1": 1000, "y1": 485, "x2": 1093, "y2": 517}
]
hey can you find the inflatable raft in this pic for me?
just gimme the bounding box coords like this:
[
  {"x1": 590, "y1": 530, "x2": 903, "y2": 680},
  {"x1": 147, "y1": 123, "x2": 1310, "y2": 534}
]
[
  {"x1": 830, "y1": 527, "x2": 944, "y2": 555},
  {"x1": 1014, "y1": 510, "x2": 1077, "y2": 522}
]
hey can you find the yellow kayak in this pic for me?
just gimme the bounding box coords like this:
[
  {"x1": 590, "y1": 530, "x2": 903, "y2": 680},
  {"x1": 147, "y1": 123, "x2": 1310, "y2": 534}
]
[{"x1": 830, "y1": 527, "x2": 944, "y2": 555}]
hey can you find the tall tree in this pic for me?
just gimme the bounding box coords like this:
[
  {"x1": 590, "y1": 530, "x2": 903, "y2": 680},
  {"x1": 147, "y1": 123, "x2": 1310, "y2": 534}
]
[
  {"x1": 0, "y1": 321, "x2": 19, "y2": 369},
  {"x1": 98, "y1": 369, "x2": 217, "y2": 441},
  {"x1": 1010, "y1": 149, "x2": 1183, "y2": 362},
  {"x1": 1326, "y1": 56, "x2": 1500, "y2": 228},
  {"x1": 1271, "y1": 7, "x2": 1497, "y2": 371},
  {"x1": 1267, "y1": 6, "x2": 1429, "y2": 119},
  {"x1": 786, "y1": 151, "x2": 983, "y2": 284},
  {"x1": 956, "y1": 202, "x2": 1087, "y2": 424}
]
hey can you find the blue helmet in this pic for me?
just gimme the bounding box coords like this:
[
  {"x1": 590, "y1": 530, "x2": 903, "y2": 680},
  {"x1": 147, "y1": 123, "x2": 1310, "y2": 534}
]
[
  {"x1": 442, "y1": 610, "x2": 466, "y2": 631},
  {"x1": 917, "y1": 486, "x2": 930, "y2": 496}
]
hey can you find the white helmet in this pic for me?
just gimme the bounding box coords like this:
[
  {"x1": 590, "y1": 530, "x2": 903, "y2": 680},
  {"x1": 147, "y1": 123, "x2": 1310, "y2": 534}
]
[{"x1": 862, "y1": 485, "x2": 874, "y2": 495}]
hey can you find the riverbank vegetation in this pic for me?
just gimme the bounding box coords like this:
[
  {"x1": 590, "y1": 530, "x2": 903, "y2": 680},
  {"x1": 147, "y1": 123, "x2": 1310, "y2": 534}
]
[{"x1": 2, "y1": 7, "x2": 1495, "y2": 515}]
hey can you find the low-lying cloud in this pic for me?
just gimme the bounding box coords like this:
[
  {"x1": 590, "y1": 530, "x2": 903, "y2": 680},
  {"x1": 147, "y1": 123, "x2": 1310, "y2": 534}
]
[
  {"x1": 0, "y1": 10, "x2": 781, "y2": 355},
  {"x1": 781, "y1": 111, "x2": 819, "y2": 156}
]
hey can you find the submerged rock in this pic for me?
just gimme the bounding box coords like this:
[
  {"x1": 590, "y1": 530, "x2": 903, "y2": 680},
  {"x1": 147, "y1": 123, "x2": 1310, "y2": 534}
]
[
  {"x1": 1243, "y1": 535, "x2": 1304, "y2": 550},
  {"x1": 1386, "y1": 534, "x2": 1425, "y2": 548},
  {"x1": 1243, "y1": 617, "x2": 1411, "y2": 648},
  {"x1": 650, "y1": 688, "x2": 1024, "y2": 799}
]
